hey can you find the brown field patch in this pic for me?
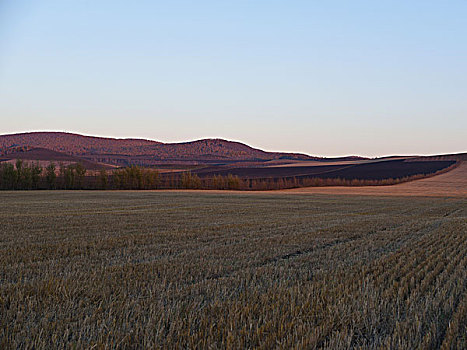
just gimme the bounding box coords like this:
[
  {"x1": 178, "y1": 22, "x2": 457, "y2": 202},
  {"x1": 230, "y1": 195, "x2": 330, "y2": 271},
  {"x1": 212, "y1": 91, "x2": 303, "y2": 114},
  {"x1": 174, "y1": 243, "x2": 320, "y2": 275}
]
[
  {"x1": 155, "y1": 161, "x2": 466, "y2": 197},
  {"x1": 1, "y1": 191, "x2": 466, "y2": 348},
  {"x1": 281, "y1": 161, "x2": 467, "y2": 197}
]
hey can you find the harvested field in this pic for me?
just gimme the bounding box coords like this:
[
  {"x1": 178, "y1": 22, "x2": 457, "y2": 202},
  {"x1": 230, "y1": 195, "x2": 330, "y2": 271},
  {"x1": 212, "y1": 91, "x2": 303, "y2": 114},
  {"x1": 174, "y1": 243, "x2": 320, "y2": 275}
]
[
  {"x1": 284, "y1": 161, "x2": 467, "y2": 197},
  {"x1": 263, "y1": 157, "x2": 412, "y2": 168},
  {"x1": 1, "y1": 191, "x2": 466, "y2": 349},
  {"x1": 265, "y1": 160, "x2": 366, "y2": 167},
  {"x1": 196, "y1": 159, "x2": 455, "y2": 180}
]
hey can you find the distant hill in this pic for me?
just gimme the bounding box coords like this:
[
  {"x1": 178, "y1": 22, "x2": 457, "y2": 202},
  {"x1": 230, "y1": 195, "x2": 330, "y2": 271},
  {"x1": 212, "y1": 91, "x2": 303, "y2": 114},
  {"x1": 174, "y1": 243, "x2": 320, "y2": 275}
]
[
  {"x1": 0, "y1": 132, "x2": 318, "y2": 166},
  {"x1": 0, "y1": 132, "x2": 159, "y2": 156},
  {"x1": 2, "y1": 132, "x2": 462, "y2": 170},
  {"x1": 0, "y1": 147, "x2": 112, "y2": 170}
]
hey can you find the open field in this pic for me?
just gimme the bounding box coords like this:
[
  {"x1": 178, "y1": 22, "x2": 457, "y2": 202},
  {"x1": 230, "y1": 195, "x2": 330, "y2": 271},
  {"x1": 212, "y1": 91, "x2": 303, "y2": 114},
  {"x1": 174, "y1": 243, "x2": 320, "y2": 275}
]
[
  {"x1": 1, "y1": 191, "x2": 466, "y2": 349},
  {"x1": 195, "y1": 159, "x2": 455, "y2": 181},
  {"x1": 283, "y1": 161, "x2": 467, "y2": 197},
  {"x1": 263, "y1": 157, "x2": 413, "y2": 168}
]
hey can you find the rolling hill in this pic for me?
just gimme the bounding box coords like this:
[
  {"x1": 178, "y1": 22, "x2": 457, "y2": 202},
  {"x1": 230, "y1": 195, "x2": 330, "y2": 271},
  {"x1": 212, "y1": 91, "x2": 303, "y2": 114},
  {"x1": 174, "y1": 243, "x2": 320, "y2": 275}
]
[
  {"x1": 0, "y1": 132, "x2": 464, "y2": 188},
  {"x1": 0, "y1": 131, "x2": 465, "y2": 193},
  {"x1": 0, "y1": 132, "x2": 317, "y2": 166},
  {"x1": 0, "y1": 147, "x2": 112, "y2": 170}
]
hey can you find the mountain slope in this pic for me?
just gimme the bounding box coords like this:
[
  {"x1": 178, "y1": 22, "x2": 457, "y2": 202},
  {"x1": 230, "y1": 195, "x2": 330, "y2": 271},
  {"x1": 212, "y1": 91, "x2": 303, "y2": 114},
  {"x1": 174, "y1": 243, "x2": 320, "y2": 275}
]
[
  {"x1": 0, "y1": 132, "x2": 159, "y2": 156},
  {"x1": 0, "y1": 132, "x2": 316, "y2": 166}
]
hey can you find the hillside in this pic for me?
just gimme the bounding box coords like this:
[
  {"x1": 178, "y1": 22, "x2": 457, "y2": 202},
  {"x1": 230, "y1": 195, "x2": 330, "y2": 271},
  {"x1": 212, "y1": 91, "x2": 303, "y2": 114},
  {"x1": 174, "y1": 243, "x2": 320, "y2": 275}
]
[
  {"x1": 0, "y1": 132, "x2": 159, "y2": 157},
  {"x1": 195, "y1": 158, "x2": 455, "y2": 179},
  {"x1": 0, "y1": 148, "x2": 111, "y2": 170},
  {"x1": 0, "y1": 132, "x2": 315, "y2": 166},
  {"x1": 0, "y1": 132, "x2": 464, "y2": 191},
  {"x1": 284, "y1": 161, "x2": 467, "y2": 197}
]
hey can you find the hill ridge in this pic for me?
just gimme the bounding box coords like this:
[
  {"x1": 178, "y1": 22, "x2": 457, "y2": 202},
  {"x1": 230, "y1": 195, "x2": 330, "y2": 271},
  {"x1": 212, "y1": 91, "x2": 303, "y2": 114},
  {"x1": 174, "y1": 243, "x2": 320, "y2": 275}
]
[{"x1": 0, "y1": 131, "x2": 317, "y2": 166}]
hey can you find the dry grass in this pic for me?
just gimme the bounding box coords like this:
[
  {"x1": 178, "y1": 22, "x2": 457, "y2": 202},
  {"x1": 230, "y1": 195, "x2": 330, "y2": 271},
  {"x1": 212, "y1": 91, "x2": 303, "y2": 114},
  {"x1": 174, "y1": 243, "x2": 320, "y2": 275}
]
[{"x1": 1, "y1": 191, "x2": 466, "y2": 349}]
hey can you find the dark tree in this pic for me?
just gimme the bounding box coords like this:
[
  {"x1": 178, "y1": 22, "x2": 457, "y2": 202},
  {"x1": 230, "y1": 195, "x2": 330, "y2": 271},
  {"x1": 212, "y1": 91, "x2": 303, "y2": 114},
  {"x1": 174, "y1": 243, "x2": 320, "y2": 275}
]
[
  {"x1": 45, "y1": 163, "x2": 57, "y2": 189},
  {"x1": 75, "y1": 163, "x2": 86, "y2": 189},
  {"x1": 64, "y1": 165, "x2": 75, "y2": 189},
  {"x1": 98, "y1": 168, "x2": 108, "y2": 189},
  {"x1": 31, "y1": 163, "x2": 43, "y2": 189}
]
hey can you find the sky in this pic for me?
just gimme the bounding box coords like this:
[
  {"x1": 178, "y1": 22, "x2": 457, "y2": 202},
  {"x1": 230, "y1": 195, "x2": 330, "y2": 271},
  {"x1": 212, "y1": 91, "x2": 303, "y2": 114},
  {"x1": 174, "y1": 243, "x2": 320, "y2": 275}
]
[{"x1": 0, "y1": 1, "x2": 466, "y2": 157}]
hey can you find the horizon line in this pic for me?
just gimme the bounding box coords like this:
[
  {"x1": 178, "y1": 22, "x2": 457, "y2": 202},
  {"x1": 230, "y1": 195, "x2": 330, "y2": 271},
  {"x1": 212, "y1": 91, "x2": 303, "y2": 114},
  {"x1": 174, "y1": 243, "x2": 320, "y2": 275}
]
[{"x1": 1, "y1": 129, "x2": 465, "y2": 159}]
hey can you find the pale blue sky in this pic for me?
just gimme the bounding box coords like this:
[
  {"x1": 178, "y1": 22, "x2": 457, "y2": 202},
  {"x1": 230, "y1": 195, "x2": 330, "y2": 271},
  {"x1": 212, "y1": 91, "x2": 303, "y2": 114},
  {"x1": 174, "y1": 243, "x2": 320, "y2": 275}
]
[{"x1": 0, "y1": 0, "x2": 466, "y2": 156}]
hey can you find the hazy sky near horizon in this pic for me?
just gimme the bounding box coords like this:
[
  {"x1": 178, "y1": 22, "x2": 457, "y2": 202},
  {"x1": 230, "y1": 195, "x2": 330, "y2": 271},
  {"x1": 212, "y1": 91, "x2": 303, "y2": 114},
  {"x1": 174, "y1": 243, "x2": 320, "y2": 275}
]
[{"x1": 0, "y1": 1, "x2": 466, "y2": 157}]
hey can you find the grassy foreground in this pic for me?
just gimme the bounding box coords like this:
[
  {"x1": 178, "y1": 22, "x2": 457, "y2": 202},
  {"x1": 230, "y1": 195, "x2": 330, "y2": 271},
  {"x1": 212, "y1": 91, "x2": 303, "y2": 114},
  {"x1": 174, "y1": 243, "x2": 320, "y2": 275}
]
[{"x1": 1, "y1": 191, "x2": 466, "y2": 349}]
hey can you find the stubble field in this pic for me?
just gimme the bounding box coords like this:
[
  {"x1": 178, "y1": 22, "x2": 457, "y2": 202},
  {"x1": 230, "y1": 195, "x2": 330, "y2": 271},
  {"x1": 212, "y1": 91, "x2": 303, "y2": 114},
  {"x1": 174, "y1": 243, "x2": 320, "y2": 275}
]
[{"x1": 1, "y1": 191, "x2": 466, "y2": 349}]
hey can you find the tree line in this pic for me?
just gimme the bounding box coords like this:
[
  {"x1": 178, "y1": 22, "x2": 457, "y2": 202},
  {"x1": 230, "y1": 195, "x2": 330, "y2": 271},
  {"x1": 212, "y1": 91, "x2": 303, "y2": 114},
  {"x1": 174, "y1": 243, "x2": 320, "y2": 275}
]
[
  {"x1": 0, "y1": 161, "x2": 163, "y2": 190},
  {"x1": 0, "y1": 160, "x2": 457, "y2": 191},
  {"x1": 0, "y1": 160, "x2": 88, "y2": 190}
]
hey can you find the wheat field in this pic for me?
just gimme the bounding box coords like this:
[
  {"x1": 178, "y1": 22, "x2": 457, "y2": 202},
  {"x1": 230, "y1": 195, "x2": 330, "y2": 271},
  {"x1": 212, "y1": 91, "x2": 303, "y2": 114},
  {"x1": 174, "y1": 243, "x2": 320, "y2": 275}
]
[{"x1": 1, "y1": 191, "x2": 466, "y2": 349}]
